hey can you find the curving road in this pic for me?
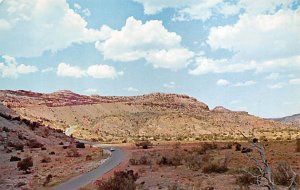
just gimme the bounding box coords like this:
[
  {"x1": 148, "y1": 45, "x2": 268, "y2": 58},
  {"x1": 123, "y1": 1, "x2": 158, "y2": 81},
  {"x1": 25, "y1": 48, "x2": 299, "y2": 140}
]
[{"x1": 52, "y1": 145, "x2": 125, "y2": 190}]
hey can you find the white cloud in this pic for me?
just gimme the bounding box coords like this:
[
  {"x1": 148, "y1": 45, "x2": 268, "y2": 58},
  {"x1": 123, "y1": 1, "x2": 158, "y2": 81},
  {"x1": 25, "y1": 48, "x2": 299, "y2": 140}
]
[
  {"x1": 216, "y1": 79, "x2": 230, "y2": 86},
  {"x1": 134, "y1": 0, "x2": 294, "y2": 21},
  {"x1": 189, "y1": 54, "x2": 300, "y2": 75},
  {"x1": 95, "y1": 17, "x2": 194, "y2": 70},
  {"x1": 0, "y1": 55, "x2": 38, "y2": 78},
  {"x1": 57, "y1": 63, "x2": 85, "y2": 78},
  {"x1": 86, "y1": 64, "x2": 123, "y2": 79},
  {"x1": 289, "y1": 78, "x2": 300, "y2": 85},
  {"x1": 0, "y1": 0, "x2": 102, "y2": 57},
  {"x1": 189, "y1": 57, "x2": 256, "y2": 75},
  {"x1": 82, "y1": 9, "x2": 91, "y2": 17},
  {"x1": 145, "y1": 49, "x2": 194, "y2": 70},
  {"x1": 268, "y1": 83, "x2": 285, "y2": 89},
  {"x1": 265, "y1": 73, "x2": 280, "y2": 80},
  {"x1": 134, "y1": 0, "x2": 222, "y2": 21},
  {"x1": 84, "y1": 88, "x2": 98, "y2": 94},
  {"x1": 207, "y1": 9, "x2": 300, "y2": 62},
  {"x1": 74, "y1": 3, "x2": 82, "y2": 10},
  {"x1": 56, "y1": 62, "x2": 122, "y2": 79},
  {"x1": 233, "y1": 80, "x2": 256, "y2": 87},
  {"x1": 126, "y1": 87, "x2": 139, "y2": 92},
  {"x1": 163, "y1": 81, "x2": 176, "y2": 89},
  {"x1": 74, "y1": 3, "x2": 91, "y2": 17}
]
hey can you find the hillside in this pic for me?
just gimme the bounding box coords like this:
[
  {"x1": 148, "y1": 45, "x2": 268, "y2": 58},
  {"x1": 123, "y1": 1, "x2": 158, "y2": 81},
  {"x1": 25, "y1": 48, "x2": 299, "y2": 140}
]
[
  {"x1": 0, "y1": 90, "x2": 299, "y2": 143},
  {"x1": 271, "y1": 113, "x2": 300, "y2": 126},
  {"x1": 0, "y1": 103, "x2": 107, "y2": 189}
]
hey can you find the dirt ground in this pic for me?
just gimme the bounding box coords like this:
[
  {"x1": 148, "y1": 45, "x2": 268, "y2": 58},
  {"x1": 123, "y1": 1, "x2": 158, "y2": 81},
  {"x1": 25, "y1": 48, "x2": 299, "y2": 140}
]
[
  {"x1": 0, "y1": 143, "x2": 108, "y2": 190},
  {"x1": 85, "y1": 140, "x2": 300, "y2": 190}
]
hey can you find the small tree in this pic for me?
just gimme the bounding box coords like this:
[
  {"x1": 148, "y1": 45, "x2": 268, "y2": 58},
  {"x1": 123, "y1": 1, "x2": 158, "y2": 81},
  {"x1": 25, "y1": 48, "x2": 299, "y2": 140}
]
[
  {"x1": 17, "y1": 157, "x2": 33, "y2": 174},
  {"x1": 239, "y1": 132, "x2": 299, "y2": 190}
]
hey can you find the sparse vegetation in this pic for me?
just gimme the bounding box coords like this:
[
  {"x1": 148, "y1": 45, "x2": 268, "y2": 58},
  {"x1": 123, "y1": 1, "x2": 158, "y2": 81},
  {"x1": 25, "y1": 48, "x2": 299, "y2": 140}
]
[
  {"x1": 17, "y1": 157, "x2": 33, "y2": 174},
  {"x1": 10, "y1": 156, "x2": 21, "y2": 162},
  {"x1": 296, "y1": 138, "x2": 300, "y2": 152},
  {"x1": 76, "y1": 142, "x2": 85, "y2": 148},
  {"x1": 95, "y1": 170, "x2": 138, "y2": 190},
  {"x1": 67, "y1": 148, "x2": 80, "y2": 157},
  {"x1": 27, "y1": 139, "x2": 43, "y2": 148},
  {"x1": 135, "y1": 140, "x2": 153, "y2": 149}
]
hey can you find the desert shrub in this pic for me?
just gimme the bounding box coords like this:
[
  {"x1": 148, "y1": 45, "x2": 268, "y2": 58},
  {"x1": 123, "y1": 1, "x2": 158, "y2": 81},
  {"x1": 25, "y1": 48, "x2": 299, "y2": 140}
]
[
  {"x1": 15, "y1": 182, "x2": 26, "y2": 188},
  {"x1": 202, "y1": 155, "x2": 230, "y2": 174},
  {"x1": 41, "y1": 147, "x2": 47, "y2": 150},
  {"x1": 27, "y1": 139, "x2": 43, "y2": 148},
  {"x1": 7, "y1": 141, "x2": 24, "y2": 151},
  {"x1": 221, "y1": 143, "x2": 233, "y2": 149},
  {"x1": 201, "y1": 143, "x2": 218, "y2": 152},
  {"x1": 17, "y1": 157, "x2": 33, "y2": 174},
  {"x1": 43, "y1": 174, "x2": 52, "y2": 186},
  {"x1": 76, "y1": 142, "x2": 85, "y2": 148},
  {"x1": 202, "y1": 162, "x2": 228, "y2": 173},
  {"x1": 96, "y1": 170, "x2": 138, "y2": 190},
  {"x1": 235, "y1": 143, "x2": 242, "y2": 151},
  {"x1": 184, "y1": 153, "x2": 204, "y2": 171},
  {"x1": 296, "y1": 138, "x2": 300, "y2": 152},
  {"x1": 241, "y1": 147, "x2": 252, "y2": 153},
  {"x1": 10, "y1": 156, "x2": 21, "y2": 162},
  {"x1": 18, "y1": 134, "x2": 25, "y2": 140},
  {"x1": 129, "y1": 156, "x2": 151, "y2": 165},
  {"x1": 67, "y1": 148, "x2": 80, "y2": 157},
  {"x1": 41, "y1": 156, "x2": 51, "y2": 163},
  {"x1": 236, "y1": 167, "x2": 260, "y2": 187},
  {"x1": 59, "y1": 142, "x2": 64, "y2": 145},
  {"x1": 157, "y1": 156, "x2": 182, "y2": 166},
  {"x1": 135, "y1": 140, "x2": 152, "y2": 149},
  {"x1": 55, "y1": 128, "x2": 64, "y2": 133},
  {"x1": 86, "y1": 155, "x2": 92, "y2": 161},
  {"x1": 168, "y1": 183, "x2": 182, "y2": 190},
  {"x1": 49, "y1": 151, "x2": 55, "y2": 155},
  {"x1": 3, "y1": 126, "x2": 10, "y2": 132},
  {"x1": 273, "y1": 161, "x2": 299, "y2": 186}
]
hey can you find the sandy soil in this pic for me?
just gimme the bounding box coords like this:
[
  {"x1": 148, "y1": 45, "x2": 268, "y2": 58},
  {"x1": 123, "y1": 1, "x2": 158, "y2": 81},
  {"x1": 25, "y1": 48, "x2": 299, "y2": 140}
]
[{"x1": 83, "y1": 140, "x2": 300, "y2": 190}]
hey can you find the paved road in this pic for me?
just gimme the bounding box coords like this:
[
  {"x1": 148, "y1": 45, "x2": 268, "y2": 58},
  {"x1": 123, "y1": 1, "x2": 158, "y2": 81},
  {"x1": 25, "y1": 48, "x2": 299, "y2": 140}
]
[{"x1": 52, "y1": 145, "x2": 125, "y2": 190}]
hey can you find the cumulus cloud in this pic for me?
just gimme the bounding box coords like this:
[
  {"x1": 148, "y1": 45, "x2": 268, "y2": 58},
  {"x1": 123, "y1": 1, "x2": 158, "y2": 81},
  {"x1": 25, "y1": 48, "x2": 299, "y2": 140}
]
[
  {"x1": 145, "y1": 49, "x2": 194, "y2": 70},
  {"x1": 207, "y1": 9, "x2": 300, "y2": 61},
  {"x1": 56, "y1": 63, "x2": 122, "y2": 79},
  {"x1": 163, "y1": 82, "x2": 176, "y2": 89},
  {"x1": 189, "y1": 57, "x2": 256, "y2": 75},
  {"x1": 57, "y1": 63, "x2": 85, "y2": 78},
  {"x1": 95, "y1": 17, "x2": 194, "y2": 70},
  {"x1": 190, "y1": 46, "x2": 300, "y2": 75},
  {"x1": 134, "y1": 0, "x2": 294, "y2": 21},
  {"x1": 289, "y1": 78, "x2": 300, "y2": 85},
  {"x1": 216, "y1": 79, "x2": 230, "y2": 86},
  {"x1": 84, "y1": 88, "x2": 98, "y2": 94},
  {"x1": 0, "y1": 55, "x2": 38, "y2": 78},
  {"x1": 74, "y1": 3, "x2": 91, "y2": 17},
  {"x1": 0, "y1": 0, "x2": 103, "y2": 57},
  {"x1": 86, "y1": 64, "x2": 123, "y2": 79}
]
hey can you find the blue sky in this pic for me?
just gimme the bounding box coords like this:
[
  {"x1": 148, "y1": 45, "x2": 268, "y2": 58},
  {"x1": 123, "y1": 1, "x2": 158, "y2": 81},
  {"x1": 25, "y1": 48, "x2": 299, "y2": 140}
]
[{"x1": 0, "y1": 0, "x2": 300, "y2": 118}]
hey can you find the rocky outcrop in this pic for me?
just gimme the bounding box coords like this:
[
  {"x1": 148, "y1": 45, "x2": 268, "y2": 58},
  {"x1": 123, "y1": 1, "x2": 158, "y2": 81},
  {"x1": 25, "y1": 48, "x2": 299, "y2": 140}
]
[
  {"x1": 212, "y1": 106, "x2": 231, "y2": 113},
  {"x1": 0, "y1": 90, "x2": 209, "y2": 112}
]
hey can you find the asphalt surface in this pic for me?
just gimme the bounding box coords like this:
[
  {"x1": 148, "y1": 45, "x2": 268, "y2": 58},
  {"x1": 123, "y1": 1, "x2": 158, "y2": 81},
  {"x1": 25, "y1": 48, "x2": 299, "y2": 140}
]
[{"x1": 52, "y1": 145, "x2": 125, "y2": 190}]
